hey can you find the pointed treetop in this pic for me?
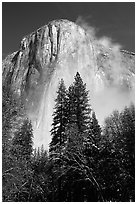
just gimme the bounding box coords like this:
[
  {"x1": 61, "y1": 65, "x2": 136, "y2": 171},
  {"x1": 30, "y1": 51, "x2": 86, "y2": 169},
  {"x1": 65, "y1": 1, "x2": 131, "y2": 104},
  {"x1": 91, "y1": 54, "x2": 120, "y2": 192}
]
[
  {"x1": 57, "y1": 78, "x2": 66, "y2": 90},
  {"x1": 76, "y1": 72, "x2": 80, "y2": 77},
  {"x1": 60, "y1": 78, "x2": 65, "y2": 84},
  {"x1": 75, "y1": 72, "x2": 82, "y2": 81}
]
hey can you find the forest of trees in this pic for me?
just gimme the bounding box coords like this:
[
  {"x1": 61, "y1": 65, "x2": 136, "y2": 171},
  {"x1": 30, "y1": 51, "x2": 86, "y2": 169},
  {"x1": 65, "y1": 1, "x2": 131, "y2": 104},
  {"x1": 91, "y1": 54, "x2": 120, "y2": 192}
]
[{"x1": 2, "y1": 72, "x2": 135, "y2": 202}]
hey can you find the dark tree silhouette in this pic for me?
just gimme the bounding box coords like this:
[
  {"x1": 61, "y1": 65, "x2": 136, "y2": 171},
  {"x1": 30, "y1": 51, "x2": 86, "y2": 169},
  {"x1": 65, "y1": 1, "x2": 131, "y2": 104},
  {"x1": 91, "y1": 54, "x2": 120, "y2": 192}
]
[
  {"x1": 67, "y1": 72, "x2": 91, "y2": 133},
  {"x1": 49, "y1": 79, "x2": 68, "y2": 153},
  {"x1": 11, "y1": 118, "x2": 33, "y2": 161}
]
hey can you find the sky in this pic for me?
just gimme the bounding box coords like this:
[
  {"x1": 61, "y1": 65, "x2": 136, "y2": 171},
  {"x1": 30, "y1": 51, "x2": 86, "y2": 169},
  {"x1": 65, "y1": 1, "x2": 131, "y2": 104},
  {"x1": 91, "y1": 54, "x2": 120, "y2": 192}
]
[{"x1": 2, "y1": 2, "x2": 135, "y2": 58}]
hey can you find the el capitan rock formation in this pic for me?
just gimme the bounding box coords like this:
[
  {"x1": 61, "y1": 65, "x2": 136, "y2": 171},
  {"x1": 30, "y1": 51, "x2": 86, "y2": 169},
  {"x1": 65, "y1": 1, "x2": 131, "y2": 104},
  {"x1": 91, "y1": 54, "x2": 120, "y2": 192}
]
[{"x1": 2, "y1": 19, "x2": 135, "y2": 148}]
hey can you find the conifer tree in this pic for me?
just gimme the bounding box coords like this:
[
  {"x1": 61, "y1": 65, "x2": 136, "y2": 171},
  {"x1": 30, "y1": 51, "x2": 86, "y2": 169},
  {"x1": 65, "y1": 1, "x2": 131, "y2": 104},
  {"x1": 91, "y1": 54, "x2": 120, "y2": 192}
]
[
  {"x1": 2, "y1": 84, "x2": 33, "y2": 201},
  {"x1": 89, "y1": 111, "x2": 101, "y2": 148},
  {"x1": 67, "y1": 72, "x2": 91, "y2": 134},
  {"x1": 2, "y1": 85, "x2": 24, "y2": 171},
  {"x1": 5, "y1": 119, "x2": 34, "y2": 201},
  {"x1": 11, "y1": 118, "x2": 33, "y2": 161},
  {"x1": 84, "y1": 111, "x2": 101, "y2": 159},
  {"x1": 98, "y1": 104, "x2": 135, "y2": 201},
  {"x1": 2, "y1": 85, "x2": 14, "y2": 171},
  {"x1": 49, "y1": 79, "x2": 68, "y2": 153}
]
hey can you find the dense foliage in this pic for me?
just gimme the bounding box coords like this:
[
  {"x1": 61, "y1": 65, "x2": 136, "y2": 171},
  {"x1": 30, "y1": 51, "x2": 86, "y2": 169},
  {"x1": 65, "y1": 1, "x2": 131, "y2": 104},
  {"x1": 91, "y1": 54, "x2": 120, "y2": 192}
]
[
  {"x1": 2, "y1": 73, "x2": 135, "y2": 202},
  {"x1": 49, "y1": 79, "x2": 68, "y2": 153}
]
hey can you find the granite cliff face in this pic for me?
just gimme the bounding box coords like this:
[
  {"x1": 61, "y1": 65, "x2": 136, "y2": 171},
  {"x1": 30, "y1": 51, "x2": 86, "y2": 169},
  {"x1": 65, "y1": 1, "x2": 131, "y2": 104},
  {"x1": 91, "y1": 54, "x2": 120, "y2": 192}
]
[{"x1": 2, "y1": 19, "x2": 135, "y2": 148}]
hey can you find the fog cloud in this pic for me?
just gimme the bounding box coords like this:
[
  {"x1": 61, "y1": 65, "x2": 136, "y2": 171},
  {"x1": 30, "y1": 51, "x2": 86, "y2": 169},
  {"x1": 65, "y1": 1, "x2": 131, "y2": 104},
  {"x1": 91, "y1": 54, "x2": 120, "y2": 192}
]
[{"x1": 75, "y1": 16, "x2": 134, "y2": 125}]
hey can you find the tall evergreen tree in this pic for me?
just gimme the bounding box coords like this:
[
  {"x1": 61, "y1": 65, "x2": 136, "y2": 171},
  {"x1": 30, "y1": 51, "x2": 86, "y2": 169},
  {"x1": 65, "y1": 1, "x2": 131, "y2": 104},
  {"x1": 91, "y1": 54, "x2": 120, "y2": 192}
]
[
  {"x1": 89, "y1": 111, "x2": 101, "y2": 148},
  {"x1": 5, "y1": 119, "x2": 34, "y2": 201},
  {"x1": 67, "y1": 72, "x2": 91, "y2": 133},
  {"x1": 48, "y1": 73, "x2": 104, "y2": 202},
  {"x1": 2, "y1": 85, "x2": 14, "y2": 172},
  {"x1": 2, "y1": 85, "x2": 26, "y2": 201},
  {"x1": 84, "y1": 111, "x2": 101, "y2": 160},
  {"x1": 2, "y1": 85, "x2": 24, "y2": 171},
  {"x1": 49, "y1": 79, "x2": 68, "y2": 153},
  {"x1": 11, "y1": 118, "x2": 33, "y2": 161},
  {"x1": 97, "y1": 104, "x2": 135, "y2": 201},
  {"x1": 2, "y1": 83, "x2": 34, "y2": 201}
]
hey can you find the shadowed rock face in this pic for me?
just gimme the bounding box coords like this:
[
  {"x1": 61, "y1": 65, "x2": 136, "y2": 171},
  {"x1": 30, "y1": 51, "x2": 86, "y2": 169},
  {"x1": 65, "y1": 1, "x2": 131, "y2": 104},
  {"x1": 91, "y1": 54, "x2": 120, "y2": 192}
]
[{"x1": 2, "y1": 19, "x2": 135, "y2": 149}]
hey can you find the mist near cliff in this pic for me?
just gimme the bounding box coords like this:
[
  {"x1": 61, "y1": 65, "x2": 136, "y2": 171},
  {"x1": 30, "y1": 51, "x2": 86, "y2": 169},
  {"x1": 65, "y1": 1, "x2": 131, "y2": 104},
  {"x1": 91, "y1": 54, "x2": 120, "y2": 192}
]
[
  {"x1": 75, "y1": 16, "x2": 134, "y2": 121},
  {"x1": 19, "y1": 18, "x2": 134, "y2": 149}
]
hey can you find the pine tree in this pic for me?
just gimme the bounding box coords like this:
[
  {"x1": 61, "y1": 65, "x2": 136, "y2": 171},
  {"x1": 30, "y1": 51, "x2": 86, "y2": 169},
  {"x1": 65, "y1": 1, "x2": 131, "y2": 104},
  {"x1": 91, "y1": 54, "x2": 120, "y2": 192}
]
[
  {"x1": 2, "y1": 85, "x2": 26, "y2": 201},
  {"x1": 2, "y1": 85, "x2": 24, "y2": 170},
  {"x1": 5, "y1": 119, "x2": 34, "y2": 201},
  {"x1": 89, "y1": 111, "x2": 101, "y2": 148},
  {"x1": 119, "y1": 104, "x2": 135, "y2": 201},
  {"x1": 84, "y1": 111, "x2": 101, "y2": 160},
  {"x1": 11, "y1": 118, "x2": 33, "y2": 161},
  {"x1": 2, "y1": 85, "x2": 14, "y2": 171},
  {"x1": 98, "y1": 104, "x2": 135, "y2": 201},
  {"x1": 67, "y1": 72, "x2": 91, "y2": 134},
  {"x1": 49, "y1": 79, "x2": 68, "y2": 153},
  {"x1": 48, "y1": 73, "x2": 104, "y2": 202},
  {"x1": 2, "y1": 84, "x2": 33, "y2": 201}
]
